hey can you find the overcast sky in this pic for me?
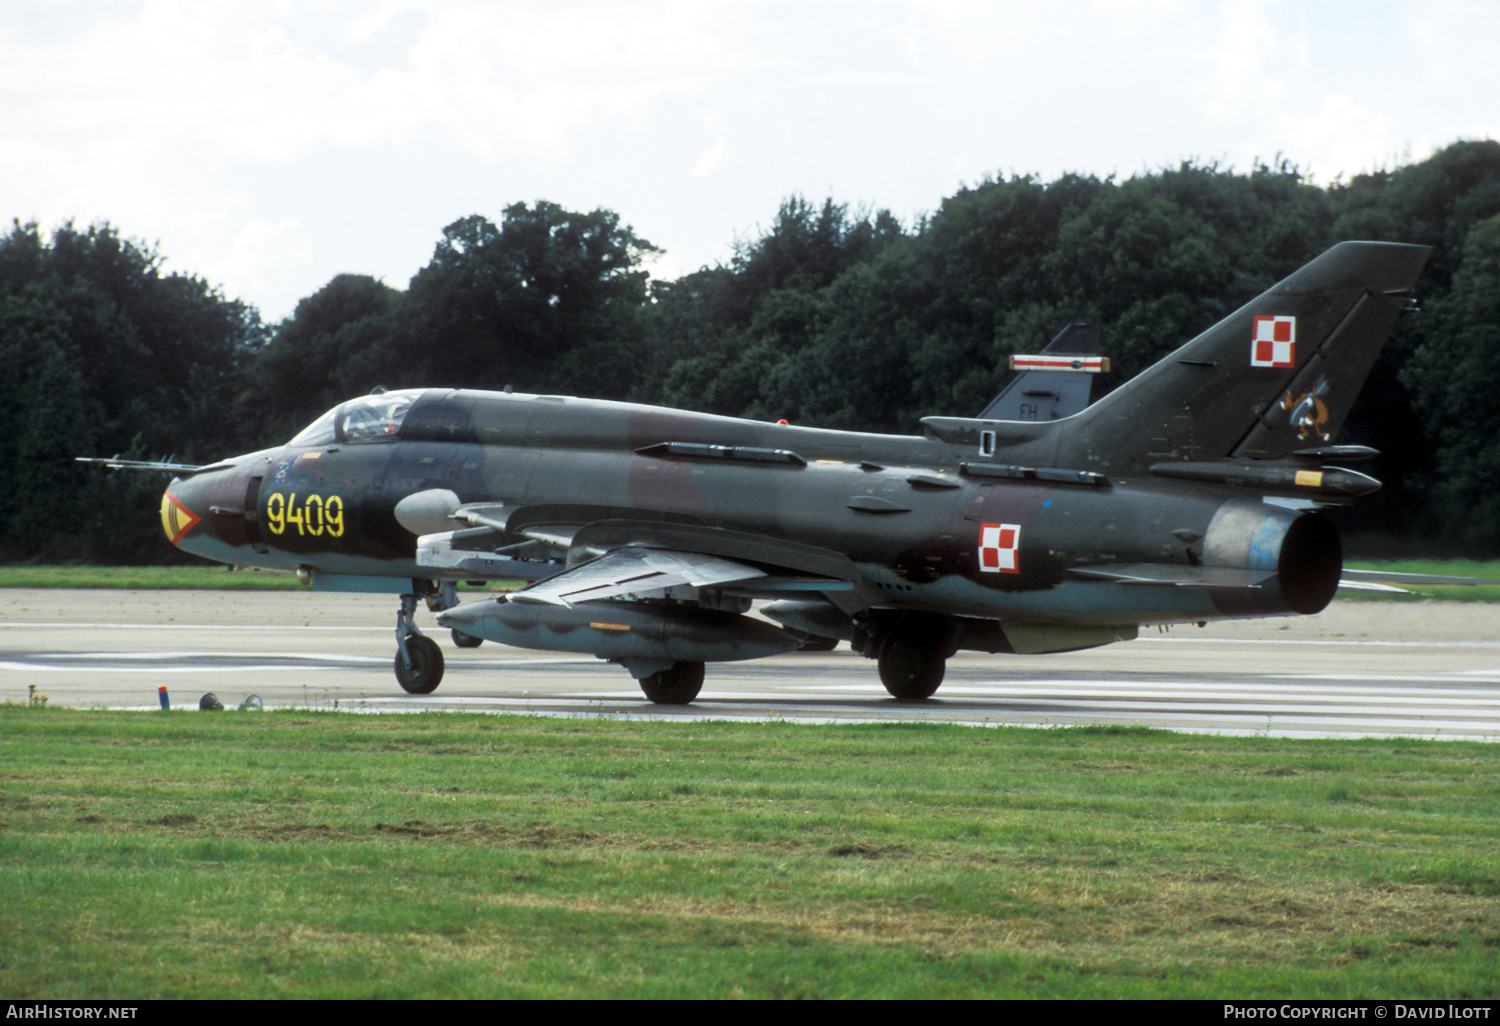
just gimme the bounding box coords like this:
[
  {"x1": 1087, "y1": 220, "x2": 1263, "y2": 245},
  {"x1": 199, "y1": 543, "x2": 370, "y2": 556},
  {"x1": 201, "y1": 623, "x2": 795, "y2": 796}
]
[{"x1": 4, "y1": 0, "x2": 1497, "y2": 322}]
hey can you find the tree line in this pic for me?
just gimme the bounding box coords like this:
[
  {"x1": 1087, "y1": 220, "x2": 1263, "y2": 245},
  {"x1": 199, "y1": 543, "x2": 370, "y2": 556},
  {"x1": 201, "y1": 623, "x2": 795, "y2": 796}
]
[{"x1": 4, "y1": 140, "x2": 1500, "y2": 562}]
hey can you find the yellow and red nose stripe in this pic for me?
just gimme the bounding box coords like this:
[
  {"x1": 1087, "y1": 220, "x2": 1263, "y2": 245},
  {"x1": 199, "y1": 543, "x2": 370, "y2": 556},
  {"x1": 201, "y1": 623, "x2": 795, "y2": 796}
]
[{"x1": 160, "y1": 489, "x2": 201, "y2": 545}]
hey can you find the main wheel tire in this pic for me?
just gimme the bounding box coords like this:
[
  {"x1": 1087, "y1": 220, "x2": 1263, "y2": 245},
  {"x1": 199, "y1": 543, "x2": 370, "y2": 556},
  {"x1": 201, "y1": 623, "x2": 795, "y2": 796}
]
[
  {"x1": 639, "y1": 661, "x2": 705, "y2": 705},
  {"x1": 877, "y1": 635, "x2": 945, "y2": 700},
  {"x1": 395, "y1": 634, "x2": 445, "y2": 694},
  {"x1": 451, "y1": 629, "x2": 483, "y2": 649}
]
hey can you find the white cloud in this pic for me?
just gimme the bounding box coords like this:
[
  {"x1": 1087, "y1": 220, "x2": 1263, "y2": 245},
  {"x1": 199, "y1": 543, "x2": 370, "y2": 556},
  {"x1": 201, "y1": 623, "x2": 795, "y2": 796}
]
[
  {"x1": 1, "y1": 0, "x2": 1494, "y2": 320},
  {"x1": 1280, "y1": 94, "x2": 1399, "y2": 181},
  {"x1": 693, "y1": 139, "x2": 728, "y2": 179},
  {"x1": 201, "y1": 218, "x2": 313, "y2": 316}
]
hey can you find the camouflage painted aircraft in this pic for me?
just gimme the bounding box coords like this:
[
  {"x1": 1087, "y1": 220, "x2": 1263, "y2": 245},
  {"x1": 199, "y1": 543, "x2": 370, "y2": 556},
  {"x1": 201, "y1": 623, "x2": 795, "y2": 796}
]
[{"x1": 95, "y1": 241, "x2": 1442, "y2": 704}]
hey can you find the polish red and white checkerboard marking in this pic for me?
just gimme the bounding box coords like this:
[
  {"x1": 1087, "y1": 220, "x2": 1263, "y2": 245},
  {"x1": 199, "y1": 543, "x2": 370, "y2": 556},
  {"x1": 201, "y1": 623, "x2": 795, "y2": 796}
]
[
  {"x1": 1252, "y1": 315, "x2": 1296, "y2": 368},
  {"x1": 978, "y1": 522, "x2": 1020, "y2": 574}
]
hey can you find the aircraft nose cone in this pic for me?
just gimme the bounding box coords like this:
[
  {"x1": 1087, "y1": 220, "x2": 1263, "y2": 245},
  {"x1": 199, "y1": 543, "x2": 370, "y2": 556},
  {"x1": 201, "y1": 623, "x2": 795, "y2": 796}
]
[
  {"x1": 159, "y1": 462, "x2": 257, "y2": 556},
  {"x1": 161, "y1": 480, "x2": 205, "y2": 546}
]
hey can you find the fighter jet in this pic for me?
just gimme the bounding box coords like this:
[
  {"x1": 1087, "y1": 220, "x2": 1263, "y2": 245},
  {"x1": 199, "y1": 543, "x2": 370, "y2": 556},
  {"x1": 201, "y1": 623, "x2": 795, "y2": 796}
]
[{"x1": 101, "y1": 241, "x2": 1438, "y2": 704}]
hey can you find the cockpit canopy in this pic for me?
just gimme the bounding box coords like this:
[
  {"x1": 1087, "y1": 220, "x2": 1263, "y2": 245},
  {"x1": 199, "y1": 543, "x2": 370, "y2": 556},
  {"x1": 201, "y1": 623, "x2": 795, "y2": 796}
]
[
  {"x1": 286, "y1": 387, "x2": 582, "y2": 450},
  {"x1": 288, "y1": 390, "x2": 420, "y2": 447}
]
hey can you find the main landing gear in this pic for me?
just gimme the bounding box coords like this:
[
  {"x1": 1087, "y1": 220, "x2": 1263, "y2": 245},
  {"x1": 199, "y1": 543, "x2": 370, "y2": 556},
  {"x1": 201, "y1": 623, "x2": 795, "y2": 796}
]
[
  {"x1": 618, "y1": 658, "x2": 705, "y2": 705},
  {"x1": 639, "y1": 661, "x2": 705, "y2": 705},
  {"x1": 876, "y1": 633, "x2": 946, "y2": 700},
  {"x1": 855, "y1": 611, "x2": 956, "y2": 701}
]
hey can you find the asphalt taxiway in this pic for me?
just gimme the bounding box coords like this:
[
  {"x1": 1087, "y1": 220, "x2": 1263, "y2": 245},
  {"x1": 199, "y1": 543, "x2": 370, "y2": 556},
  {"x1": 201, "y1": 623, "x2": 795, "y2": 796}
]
[{"x1": 4, "y1": 590, "x2": 1499, "y2": 739}]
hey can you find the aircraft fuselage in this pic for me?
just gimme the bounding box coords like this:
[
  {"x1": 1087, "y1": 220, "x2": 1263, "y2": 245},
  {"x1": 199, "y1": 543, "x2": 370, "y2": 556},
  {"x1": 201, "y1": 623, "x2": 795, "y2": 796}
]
[{"x1": 166, "y1": 387, "x2": 1335, "y2": 637}]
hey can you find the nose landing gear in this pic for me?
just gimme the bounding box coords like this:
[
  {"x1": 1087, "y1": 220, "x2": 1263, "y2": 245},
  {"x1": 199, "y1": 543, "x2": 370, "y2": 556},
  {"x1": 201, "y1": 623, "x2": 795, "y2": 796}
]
[{"x1": 394, "y1": 585, "x2": 447, "y2": 694}]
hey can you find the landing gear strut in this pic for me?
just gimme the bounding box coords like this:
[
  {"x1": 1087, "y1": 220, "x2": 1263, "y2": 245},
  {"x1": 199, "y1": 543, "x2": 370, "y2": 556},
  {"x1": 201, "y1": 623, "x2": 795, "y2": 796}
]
[{"x1": 394, "y1": 588, "x2": 445, "y2": 694}]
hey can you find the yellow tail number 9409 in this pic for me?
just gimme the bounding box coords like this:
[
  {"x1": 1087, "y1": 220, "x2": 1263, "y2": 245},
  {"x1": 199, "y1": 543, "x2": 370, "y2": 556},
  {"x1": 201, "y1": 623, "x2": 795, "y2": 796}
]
[{"x1": 266, "y1": 492, "x2": 345, "y2": 537}]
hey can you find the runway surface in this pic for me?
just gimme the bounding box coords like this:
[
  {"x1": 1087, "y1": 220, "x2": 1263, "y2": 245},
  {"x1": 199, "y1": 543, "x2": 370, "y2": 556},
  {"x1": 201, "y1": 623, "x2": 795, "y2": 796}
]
[{"x1": 4, "y1": 590, "x2": 1500, "y2": 739}]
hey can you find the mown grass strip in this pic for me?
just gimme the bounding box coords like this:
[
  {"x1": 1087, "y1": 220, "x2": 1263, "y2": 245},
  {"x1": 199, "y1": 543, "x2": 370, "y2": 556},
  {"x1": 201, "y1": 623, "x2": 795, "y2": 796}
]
[
  {"x1": 1, "y1": 708, "x2": 1496, "y2": 998},
  {"x1": 0, "y1": 565, "x2": 304, "y2": 589},
  {"x1": 1341, "y1": 560, "x2": 1500, "y2": 602},
  {"x1": 6, "y1": 562, "x2": 1500, "y2": 599},
  {"x1": 0, "y1": 566, "x2": 510, "y2": 591}
]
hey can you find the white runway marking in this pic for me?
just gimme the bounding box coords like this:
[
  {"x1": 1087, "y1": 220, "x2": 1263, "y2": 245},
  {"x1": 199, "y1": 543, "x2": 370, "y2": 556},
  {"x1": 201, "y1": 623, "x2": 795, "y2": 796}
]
[{"x1": 5, "y1": 596, "x2": 1499, "y2": 740}]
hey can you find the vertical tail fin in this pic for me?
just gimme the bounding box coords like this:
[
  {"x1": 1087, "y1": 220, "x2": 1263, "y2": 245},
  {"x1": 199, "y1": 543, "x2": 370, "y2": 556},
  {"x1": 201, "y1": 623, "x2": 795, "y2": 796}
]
[
  {"x1": 1056, "y1": 242, "x2": 1431, "y2": 474},
  {"x1": 978, "y1": 324, "x2": 1103, "y2": 422}
]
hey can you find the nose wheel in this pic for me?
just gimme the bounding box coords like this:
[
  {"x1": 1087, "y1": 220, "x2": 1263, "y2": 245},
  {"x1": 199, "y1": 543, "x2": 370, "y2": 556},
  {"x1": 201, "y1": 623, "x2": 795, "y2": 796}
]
[
  {"x1": 395, "y1": 634, "x2": 444, "y2": 694},
  {"x1": 394, "y1": 591, "x2": 445, "y2": 694}
]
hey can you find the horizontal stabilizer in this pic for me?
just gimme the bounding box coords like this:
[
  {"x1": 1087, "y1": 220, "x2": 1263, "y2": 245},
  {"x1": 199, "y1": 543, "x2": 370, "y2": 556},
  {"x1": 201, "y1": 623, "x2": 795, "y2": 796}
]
[
  {"x1": 1339, "y1": 569, "x2": 1500, "y2": 589},
  {"x1": 1334, "y1": 579, "x2": 1413, "y2": 594}
]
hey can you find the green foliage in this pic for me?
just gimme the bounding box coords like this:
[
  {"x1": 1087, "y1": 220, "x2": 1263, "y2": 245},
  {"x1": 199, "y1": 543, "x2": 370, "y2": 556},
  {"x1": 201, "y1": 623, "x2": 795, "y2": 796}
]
[
  {"x1": 650, "y1": 197, "x2": 908, "y2": 418},
  {"x1": 646, "y1": 148, "x2": 1500, "y2": 551},
  {"x1": 1325, "y1": 146, "x2": 1500, "y2": 546},
  {"x1": 725, "y1": 196, "x2": 907, "y2": 322},
  {"x1": 676, "y1": 164, "x2": 1335, "y2": 432},
  {"x1": 1399, "y1": 213, "x2": 1500, "y2": 546},
  {"x1": 1333, "y1": 140, "x2": 1500, "y2": 292},
  {"x1": 0, "y1": 221, "x2": 264, "y2": 562},
  {"x1": 242, "y1": 273, "x2": 401, "y2": 444},
  {"x1": 366, "y1": 202, "x2": 659, "y2": 399},
  {"x1": 15, "y1": 141, "x2": 1500, "y2": 561}
]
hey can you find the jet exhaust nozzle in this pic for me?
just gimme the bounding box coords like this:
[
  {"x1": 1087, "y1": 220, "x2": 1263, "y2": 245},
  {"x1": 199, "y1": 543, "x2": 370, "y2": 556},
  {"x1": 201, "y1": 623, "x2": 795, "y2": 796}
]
[{"x1": 1203, "y1": 502, "x2": 1342, "y2": 617}]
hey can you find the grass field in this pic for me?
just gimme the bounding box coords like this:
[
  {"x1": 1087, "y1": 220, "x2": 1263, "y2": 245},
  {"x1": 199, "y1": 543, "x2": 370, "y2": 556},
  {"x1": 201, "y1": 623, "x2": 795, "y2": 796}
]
[
  {"x1": 1342, "y1": 560, "x2": 1500, "y2": 603},
  {"x1": 0, "y1": 565, "x2": 305, "y2": 589},
  {"x1": 3, "y1": 561, "x2": 1498, "y2": 599},
  {"x1": 0, "y1": 565, "x2": 504, "y2": 591},
  {"x1": 2, "y1": 708, "x2": 1497, "y2": 999}
]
